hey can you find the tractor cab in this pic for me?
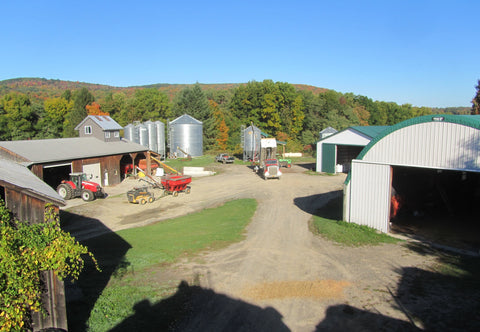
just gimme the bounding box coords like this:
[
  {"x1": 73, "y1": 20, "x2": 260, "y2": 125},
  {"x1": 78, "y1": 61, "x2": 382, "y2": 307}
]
[{"x1": 69, "y1": 172, "x2": 87, "y2": 189}]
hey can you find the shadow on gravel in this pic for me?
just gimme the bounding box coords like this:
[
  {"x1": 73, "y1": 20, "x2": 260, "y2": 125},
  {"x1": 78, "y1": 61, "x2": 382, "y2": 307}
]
[
  {"x1": 60, "y1": 211, "x2": 132, "y2": 332},
  {"x1": 293, "y1": 190, "x2": 343, "y2": 217},
  {"x1": 295, "y1": 162, "x2": 316, "y2": 171},
  {"x1": 315, "y1": 304, "x2": 419, "y2": 331},
  {"x1": 110, "y1": 280, "x2": 290, "y2": 332},
  {"x1": 316, "y1": 243, "x2": 480, "y2": 332}
]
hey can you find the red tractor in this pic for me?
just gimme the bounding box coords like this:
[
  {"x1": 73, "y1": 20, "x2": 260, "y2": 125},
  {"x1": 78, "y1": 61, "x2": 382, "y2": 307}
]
[{"x1": 57, "y1": 173, "x2": 105, "y2": 201}]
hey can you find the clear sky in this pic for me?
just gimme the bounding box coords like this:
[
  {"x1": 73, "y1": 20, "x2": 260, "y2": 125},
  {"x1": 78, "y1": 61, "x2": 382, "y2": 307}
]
[{"x1": 1, "y1": 0, "x2": 478, "y2": 107}]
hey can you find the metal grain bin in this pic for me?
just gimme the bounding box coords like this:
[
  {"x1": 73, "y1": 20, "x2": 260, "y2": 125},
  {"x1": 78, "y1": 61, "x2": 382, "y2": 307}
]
[
  {"x1": 144, "y1": 120, "x2": 158, "y2": 152},
  {"x1": 155, "y1": 121, "x2": 166, "y2": 157},
  {"x1": 243, "y1": 125, "x2": 261, "y2": 161},
  {"x1": 168, "y1": 114, "x2": 203, "y2": 158},
  {"x1": 136, "y1": 123, "x2": 148, "y2": 148},
  {"x1": 124, "y1": 124, "x2": 136, "y2": 143}
]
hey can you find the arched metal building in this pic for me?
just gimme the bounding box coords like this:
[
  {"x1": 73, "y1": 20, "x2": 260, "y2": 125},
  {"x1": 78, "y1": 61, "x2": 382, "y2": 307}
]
[{"x1": 344, "y1": 115, "x2": 480, "y2": 240}]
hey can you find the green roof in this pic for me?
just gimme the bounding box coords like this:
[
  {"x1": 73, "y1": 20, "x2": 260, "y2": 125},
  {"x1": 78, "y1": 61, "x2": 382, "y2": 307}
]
[
  {"x1": 350, "y1": 126, "x2": 390, "y2": 138},
  {"x1": 345, "y1": 114, "x2": 480, "y2": 184},
  {"x1": 356, "y1": 115, "x2": 480, "y2": 161}
]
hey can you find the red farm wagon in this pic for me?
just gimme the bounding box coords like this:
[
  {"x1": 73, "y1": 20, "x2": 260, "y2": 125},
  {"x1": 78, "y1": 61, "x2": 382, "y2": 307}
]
[{"x1": 161, "y1": 174, "x2": 192, "y2": 197}]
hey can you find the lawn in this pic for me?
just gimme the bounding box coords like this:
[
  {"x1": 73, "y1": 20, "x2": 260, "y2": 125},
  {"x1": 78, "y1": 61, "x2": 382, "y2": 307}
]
[
  {"x1": 310, "y1": 196, "x2": 399, "y2": 246},
  {"x1": 67, "y1": 198, "x2": 257, "y2": 332}
]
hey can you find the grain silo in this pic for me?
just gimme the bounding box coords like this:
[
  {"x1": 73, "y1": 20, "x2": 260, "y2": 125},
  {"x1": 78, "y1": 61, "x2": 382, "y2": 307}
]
[
  {"x1": 144, "y1": 120, "x2": 158, "y2": 152},
  {"x1": 155, "y1": 121, "x2": 166, "y2": 157},
  {"x1": 123, "y1": 123, "x2": 137, "y2": 143},
  {"x1": 136, "y1": 123, "x2": 148, "y2": 148},
  {"x1": 243, "y1": 125, "x2": 261, "y2": 161},
  {"x1": 168, "y1": 114, "x2": 203, "y2": 158}
]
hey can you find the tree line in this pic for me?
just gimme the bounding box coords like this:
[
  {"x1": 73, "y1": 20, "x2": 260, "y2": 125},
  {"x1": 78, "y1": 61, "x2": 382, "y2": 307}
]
[{"x1": 0, "y1": 79, "x2": 473, "y2": 153}]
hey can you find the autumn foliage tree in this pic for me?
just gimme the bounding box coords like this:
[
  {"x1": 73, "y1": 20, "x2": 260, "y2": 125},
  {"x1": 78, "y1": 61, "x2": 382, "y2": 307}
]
[
  {"x1": 471, "y1": 79, "x2": 480, "y2": 115},
  {"x1": 86, "y1": 101, "x2": 109, "y2": 116}
]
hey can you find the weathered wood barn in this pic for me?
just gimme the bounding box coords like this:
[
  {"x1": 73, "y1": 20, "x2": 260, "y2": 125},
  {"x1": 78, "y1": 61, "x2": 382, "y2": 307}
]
[
  {"x1": 0, "y1": 158, "x2": 67, "y2": 331},
  {"x1": 0, "y1": 116, "x2": 149, "y2": 190},
  {"x1": 344, "y1": 115, "x2": 480, "y2": 247},
  {"x1": 316, "y1": 126, "x2": 389, "y2": 174}
]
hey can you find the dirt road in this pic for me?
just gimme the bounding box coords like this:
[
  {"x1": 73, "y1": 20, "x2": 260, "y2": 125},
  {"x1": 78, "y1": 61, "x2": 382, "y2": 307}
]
[{"x1": 64, "y1": 163, "x2": 438, "y2": 331}]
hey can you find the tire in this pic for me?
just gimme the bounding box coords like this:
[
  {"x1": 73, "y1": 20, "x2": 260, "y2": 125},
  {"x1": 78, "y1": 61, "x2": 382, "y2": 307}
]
[
  {"x1": 148, "y1": 196, "x2": 155, "y2": 203},
  {"x1": 185, "y1": 187, "x2": 191, "y2": 194},
  {"x1": 222, "y1": 160, "x2": 226, "y2": 164},
  {"x1": 173, "y1": 191, "x2": 179, "y2": 197},
  {"x1": 163, "y1": 189, "x2": 169, "y2": 196},
  {"x1": 57, "y1": 184, "x2": 72, "y2": 200},
  {"x1": 140, "y1": 198, "x2": 147, "y2": 205},
  {"x1": 81, "y1": 189, "x2": 94, "y2": 201}
]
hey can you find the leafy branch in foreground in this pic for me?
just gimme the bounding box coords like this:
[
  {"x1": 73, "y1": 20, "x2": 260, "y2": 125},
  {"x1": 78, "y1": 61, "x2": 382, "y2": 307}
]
[{"x1": 0, "y1": 201, "x2": 99, "y2": 331}]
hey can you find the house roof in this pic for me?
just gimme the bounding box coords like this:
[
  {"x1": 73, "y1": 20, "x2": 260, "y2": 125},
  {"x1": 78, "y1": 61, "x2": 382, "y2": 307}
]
[
  {"x1": 74, "y1": 115, "x2": 123, "y2": 131},
  {"x1": 0, "y1": 158, "x2": 65, "y2": 206},
  {"x1": 0, "y1": 137, "x2": 148, "y2": 165}
]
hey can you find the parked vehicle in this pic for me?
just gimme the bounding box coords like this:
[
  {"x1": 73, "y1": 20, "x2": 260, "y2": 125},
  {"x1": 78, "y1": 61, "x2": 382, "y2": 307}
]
[
  {"x1": 126, "y1": 187, "x2": 155, "y2": 204},
  {"x1": 263, "y1": 159, "x2": 282, "y2": 180},
  {"x1": 122, "y1": 159, "x2": 159, "y2": 175},
  {"x1": 215, "y1": 153, "x2": 235, "y2": 164},
  {"x1": 57, "y1": 173, "x2": 105, "y2": 201},
  {"x1": 279, "y1": 158, "x2": 292, "y2": 168}
]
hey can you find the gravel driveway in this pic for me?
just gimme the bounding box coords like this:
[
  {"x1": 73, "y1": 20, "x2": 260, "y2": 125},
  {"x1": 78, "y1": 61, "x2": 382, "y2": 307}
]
[{"x1": 63, "y1": 163, "x2": 468, "y2": 331}]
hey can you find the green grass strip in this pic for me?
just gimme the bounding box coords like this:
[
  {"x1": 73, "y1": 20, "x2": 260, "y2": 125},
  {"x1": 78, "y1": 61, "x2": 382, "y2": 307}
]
[{"x1": 311, "y1": 216, "x2": 399, "y2": 247}]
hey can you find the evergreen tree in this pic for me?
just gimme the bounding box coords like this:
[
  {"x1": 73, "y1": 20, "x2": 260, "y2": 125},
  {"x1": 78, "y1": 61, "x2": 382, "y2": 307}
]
[
  {"x1": 63, "y1": 88, "x2": 94, "y2": 137},
  {"x1": 172, "y1": 83, "x2": 210, "y2": 121}
]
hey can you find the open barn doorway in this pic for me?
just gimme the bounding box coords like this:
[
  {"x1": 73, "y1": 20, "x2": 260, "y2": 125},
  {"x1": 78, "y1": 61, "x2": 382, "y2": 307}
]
[
  {"x1": 390, "y1": 166, "x2": 480, "y2": 251},
  {"x1": 43, "y1": 164, "x2": 72, "y2": 191}
]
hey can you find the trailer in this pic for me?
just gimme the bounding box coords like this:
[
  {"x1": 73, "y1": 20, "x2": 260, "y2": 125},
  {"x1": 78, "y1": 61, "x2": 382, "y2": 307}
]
[{"x1": 161, "y1": 174, "x2": 192, "y2": 197}]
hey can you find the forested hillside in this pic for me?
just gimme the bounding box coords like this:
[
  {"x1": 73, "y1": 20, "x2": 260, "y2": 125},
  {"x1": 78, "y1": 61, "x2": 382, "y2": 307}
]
[{"x1": 0, "y1": 78, "x2": 471, "y2": 153}]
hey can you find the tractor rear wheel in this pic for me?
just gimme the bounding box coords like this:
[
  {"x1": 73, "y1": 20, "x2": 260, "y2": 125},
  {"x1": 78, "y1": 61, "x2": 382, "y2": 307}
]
[
  {"x1": 81, "y1": 189, "x2": 94, "y2": 201},
  {"x1": 57, "y1": 184, "x2": 73, "y2": 200}
]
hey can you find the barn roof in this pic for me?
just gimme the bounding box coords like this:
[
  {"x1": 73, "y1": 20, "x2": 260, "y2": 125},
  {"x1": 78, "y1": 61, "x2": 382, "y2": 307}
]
[
  {"x1": 74, "y1": 115, "x2": 123, "y2": 131},
  {"x1": 356, "y1": 115, "x2": 480, "y2": 160},
  {"x1": 0, "y1": 158, "x2": 65, "y2": 206},
  {"x1": 345, "y1": 114, "x2": 480, "y2": 184},
  {"x1": 318, "y1": 125, "x2": 390, "y2": 144},
  {"x1": 350, "y1": 126, "x2": 390, "y2": 139},
  {"x1": 0, "y1": 137, "x2": 148, "y2": 165}
]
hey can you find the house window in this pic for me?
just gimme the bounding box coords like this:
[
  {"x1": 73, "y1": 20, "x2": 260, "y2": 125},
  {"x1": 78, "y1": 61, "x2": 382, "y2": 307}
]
[
  {"x1": 85, "y1": 126, "x2": 92, "y2": 135},
  {"x1": 114, "y1": 131, "x2": 119, "y2": 138},
  {"x1": 105, "y1": 132, "x2": 111, "y2": 139}
]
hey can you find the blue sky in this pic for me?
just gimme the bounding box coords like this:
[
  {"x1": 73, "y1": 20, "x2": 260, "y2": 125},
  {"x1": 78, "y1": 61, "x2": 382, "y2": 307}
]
[{"x1": 1, "y1": 0, "x2": 478, "y2": 107}]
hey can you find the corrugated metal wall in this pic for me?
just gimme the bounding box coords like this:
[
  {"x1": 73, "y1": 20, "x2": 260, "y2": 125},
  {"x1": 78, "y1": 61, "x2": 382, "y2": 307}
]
[
  {"x1": 363, "y1": 122, "x2": 480, "y2": 171},
  {"x1": 346, "y1": 161, "x2": 391, "y2": 233}
]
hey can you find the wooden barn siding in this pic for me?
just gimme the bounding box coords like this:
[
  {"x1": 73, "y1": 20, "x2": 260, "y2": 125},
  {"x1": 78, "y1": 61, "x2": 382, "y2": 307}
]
[
  {"x1": 5, "y1": 189, "x2": 46, "y2": 224},
  {"x1": 72, "y1": 155, "x2": 123, "y2": 186},
  {"x1": 4, "y1": 187, "x2": 67, "y2": 331}
]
